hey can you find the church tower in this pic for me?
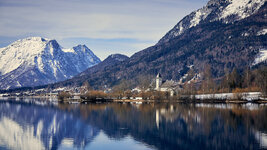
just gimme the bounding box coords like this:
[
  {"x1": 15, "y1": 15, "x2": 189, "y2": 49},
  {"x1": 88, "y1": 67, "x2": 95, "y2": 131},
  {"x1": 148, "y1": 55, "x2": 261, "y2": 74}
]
[{"x1": 156, "y1": 73, "x2": 162, "y2": 91}]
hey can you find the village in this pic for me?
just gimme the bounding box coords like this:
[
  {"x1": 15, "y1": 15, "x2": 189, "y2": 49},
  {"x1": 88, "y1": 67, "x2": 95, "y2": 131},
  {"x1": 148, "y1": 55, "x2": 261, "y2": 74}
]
[{"x1": 1, "y1": 71, "x2": 266, "y2": 103}]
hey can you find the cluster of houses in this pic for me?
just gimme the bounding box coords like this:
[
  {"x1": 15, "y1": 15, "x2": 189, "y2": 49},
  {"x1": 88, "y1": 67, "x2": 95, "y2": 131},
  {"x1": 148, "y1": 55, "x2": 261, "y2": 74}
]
[
  {"x1": 0, "y1": 73, "x2": 185, "y2": 100},
  {"x1": 131, "y1": 73, "x2": 183, "y2": 97}
]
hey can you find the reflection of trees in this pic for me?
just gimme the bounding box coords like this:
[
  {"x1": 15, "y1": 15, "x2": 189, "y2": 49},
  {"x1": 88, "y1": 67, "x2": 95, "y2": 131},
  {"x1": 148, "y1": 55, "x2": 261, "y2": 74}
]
[
  {"x1": 229, "y1": 106, "x2": 267, "y2": 132},
  {"x1": 58, "y1": 102, "x2": 267, "y2": 150}
]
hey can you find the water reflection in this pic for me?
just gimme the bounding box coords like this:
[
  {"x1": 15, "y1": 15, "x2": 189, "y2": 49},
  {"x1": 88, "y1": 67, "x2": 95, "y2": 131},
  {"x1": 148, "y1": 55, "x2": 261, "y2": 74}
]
[
  {"x1": 0, "y1": 100, "x2": 266, "y2": 150},
  {"x1": 0, "y1": 101, "x2": 99, "y2": 150}
]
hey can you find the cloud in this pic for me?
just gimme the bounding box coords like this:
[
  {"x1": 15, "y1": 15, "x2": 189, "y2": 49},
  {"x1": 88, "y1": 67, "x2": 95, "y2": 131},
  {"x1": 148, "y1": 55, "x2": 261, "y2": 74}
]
[{"x1": 0, "y1": 0, "x2": 209, "y2": 59}]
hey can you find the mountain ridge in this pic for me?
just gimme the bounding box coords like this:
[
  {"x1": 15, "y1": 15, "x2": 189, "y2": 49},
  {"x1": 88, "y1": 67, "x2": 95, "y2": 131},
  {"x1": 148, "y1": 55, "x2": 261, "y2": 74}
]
[
  {"x1": 0, "y1": 37, "x2": 101, "y2": 89},
  {"x1": 158, "y1": 0, "x2": 266, "y2": 44},
  {"x1": 50, "y1": 0, "x2": 267, "y2": 90}
]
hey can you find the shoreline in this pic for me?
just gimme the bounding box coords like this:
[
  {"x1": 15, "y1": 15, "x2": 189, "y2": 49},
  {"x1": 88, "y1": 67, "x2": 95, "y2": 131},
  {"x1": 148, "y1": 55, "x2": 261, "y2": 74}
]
[{"x1": 1, "y1": 93, "x2": 267, "y2": 104}]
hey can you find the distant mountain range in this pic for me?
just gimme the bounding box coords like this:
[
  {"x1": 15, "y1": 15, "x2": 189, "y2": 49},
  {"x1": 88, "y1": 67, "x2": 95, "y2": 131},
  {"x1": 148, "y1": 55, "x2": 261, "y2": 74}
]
[
  {"x1": 0, "y1": 37, "x2": 100, "y2": 89},
  {"x1": 47, "y1": 0, "x2": 266, "y2": 90}
]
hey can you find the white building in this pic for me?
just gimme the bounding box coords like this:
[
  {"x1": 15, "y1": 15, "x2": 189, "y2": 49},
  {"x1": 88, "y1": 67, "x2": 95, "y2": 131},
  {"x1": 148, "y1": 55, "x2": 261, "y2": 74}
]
[
  {"x1": 155, "y1": 73, "x2": 181, "y2": 96},
  {"x1": 156, "y1": 73, "x2": 162, "y2": 91}
]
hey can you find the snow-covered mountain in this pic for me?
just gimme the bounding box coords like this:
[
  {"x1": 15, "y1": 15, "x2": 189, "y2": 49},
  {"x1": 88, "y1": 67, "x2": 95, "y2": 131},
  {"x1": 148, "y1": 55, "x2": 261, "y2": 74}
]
[
  {"x1": 0, "y1": 37, "x2": 101, "y2": 89},
  {"x1": 158, "y1": 0, "x2": 266, "y2": 44}
]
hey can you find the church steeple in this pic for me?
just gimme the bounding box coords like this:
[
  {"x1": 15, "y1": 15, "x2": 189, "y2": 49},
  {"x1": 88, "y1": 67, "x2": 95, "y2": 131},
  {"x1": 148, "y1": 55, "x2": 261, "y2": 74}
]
[{"x1": 156, "y1": 73, "x2": 162, "y2": 91}]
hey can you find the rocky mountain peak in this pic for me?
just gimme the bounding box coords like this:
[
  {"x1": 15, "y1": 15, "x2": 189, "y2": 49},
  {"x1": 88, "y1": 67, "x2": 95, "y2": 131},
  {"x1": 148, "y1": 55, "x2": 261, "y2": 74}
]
[
  {"x1": 0, "y1": 37, "x2": 101, "y2": 89},
  {"x1": 158, "y1": 0, "x2": 266, "y2": 44}
]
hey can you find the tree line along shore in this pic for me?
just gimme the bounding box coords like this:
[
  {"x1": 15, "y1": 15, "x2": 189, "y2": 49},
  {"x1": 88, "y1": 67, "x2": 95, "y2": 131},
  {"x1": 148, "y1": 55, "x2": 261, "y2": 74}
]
[{"x1": 57, "y1": 66, "x2": 267, "y2": 102}]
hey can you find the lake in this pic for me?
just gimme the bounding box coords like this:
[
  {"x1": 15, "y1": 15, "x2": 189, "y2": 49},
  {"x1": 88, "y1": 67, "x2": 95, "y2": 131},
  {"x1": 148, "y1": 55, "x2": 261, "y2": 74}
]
[{"x1": 0, "y1": 98, "x2": 266, "y2": 150}]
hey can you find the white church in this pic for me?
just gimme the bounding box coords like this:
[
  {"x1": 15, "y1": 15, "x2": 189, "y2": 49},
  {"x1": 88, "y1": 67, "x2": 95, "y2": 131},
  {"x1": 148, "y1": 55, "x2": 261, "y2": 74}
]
[{"x1": 155, "y1": 73, "x2": 181, "y2": 96}]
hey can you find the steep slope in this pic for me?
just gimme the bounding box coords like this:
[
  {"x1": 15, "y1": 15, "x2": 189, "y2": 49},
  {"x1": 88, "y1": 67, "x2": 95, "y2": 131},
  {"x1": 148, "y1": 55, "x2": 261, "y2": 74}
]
[
  {"x1": 158, "y1": 0, "x2": 266, "y2": 44},
  {"x1": 54, "y1": 54, "x2": 129, "y2": 87},
  {"x1": 79, "y1": 54, "x2": 129, "y2": 76},
  {"x1": 0, "y1": 37, "x2": 100, "y2": 89},
  {"x1": 129, "y1": 2, "x2": 267, "y2": 76}
]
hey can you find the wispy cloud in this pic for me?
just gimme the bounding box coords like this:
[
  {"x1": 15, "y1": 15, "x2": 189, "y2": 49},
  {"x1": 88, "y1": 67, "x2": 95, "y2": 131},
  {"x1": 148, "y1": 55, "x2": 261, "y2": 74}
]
[{"x1": 0, "y1": 0, "x2": 208, "y2": 59}]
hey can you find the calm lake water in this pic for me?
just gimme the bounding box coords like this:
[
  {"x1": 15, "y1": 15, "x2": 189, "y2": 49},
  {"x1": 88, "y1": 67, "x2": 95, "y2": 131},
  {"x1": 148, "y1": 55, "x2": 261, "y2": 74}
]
[{"x1": 0, "y1": 99, "x2": 267, "y2": 150}]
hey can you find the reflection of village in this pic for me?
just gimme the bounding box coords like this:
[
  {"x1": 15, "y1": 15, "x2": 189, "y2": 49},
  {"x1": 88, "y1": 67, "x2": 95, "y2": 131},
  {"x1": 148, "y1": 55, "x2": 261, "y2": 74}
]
[{"x1": 155, "y1": 104, "x2": 201, "y2": 129}]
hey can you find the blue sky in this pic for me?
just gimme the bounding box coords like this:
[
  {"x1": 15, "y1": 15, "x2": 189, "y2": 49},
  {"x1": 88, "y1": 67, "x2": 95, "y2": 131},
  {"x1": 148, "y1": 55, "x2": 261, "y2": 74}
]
[{"x1": 0, "y1": 0, "x2": 208, "y2": 60}]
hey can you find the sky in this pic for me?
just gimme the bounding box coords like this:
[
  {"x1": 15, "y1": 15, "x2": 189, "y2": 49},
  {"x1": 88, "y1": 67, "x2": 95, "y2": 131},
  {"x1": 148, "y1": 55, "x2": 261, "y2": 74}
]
[{"x1": 0, "y1": 0, "x2": 208, "y2": 60}]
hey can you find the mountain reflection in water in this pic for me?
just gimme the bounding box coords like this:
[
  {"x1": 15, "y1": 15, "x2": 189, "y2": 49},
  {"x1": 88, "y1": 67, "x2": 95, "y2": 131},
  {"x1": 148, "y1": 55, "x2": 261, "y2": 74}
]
[{"x1": 0, "y1": 100, "x2": 266, "y2": 150}]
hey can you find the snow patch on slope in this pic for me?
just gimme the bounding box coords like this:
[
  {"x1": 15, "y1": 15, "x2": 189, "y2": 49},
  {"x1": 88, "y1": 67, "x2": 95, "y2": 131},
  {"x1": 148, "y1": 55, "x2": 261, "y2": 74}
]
[
  {"x1": 253, "y1": 49, "x2": 267, "y2": 65},
  {"x1": 220, "y1": 0, "x2": 265, "y2": 21},
  {"x1": 257, "y1": 29, "x2": 267, "y2": 36},
  {"x1": 62, "y1": 48, "x2": 75, "y2": 53},
  {"x1": 16, "y1": 81, "x2": 21, "y2": 87},
  {"x1": 190, "y1": 9, "x2": 211, "y2": 28}
]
